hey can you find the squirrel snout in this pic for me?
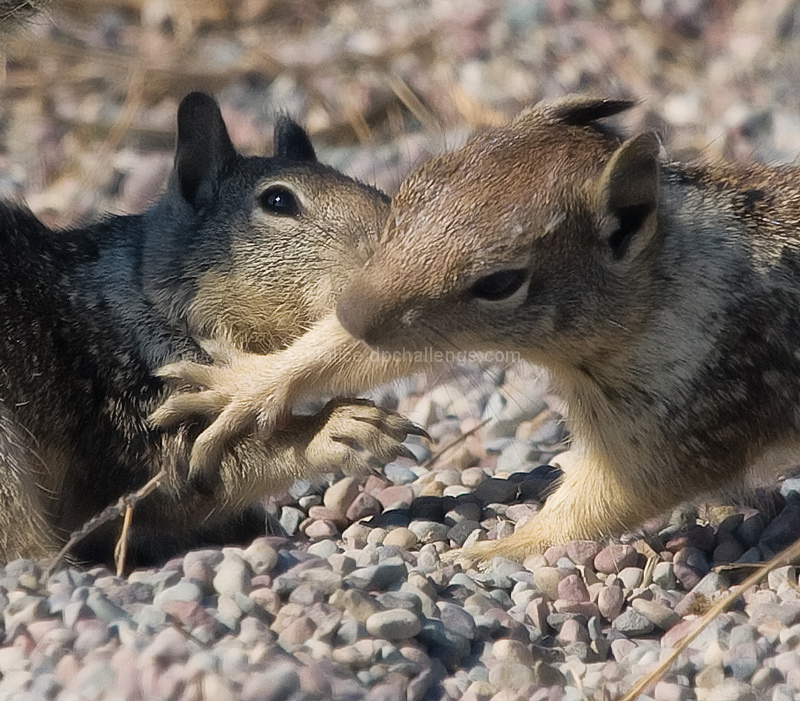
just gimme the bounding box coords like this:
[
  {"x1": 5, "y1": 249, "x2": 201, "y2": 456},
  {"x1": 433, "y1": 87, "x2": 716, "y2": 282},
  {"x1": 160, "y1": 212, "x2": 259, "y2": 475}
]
[{"x1": 337, "y1": 289, "x2": 382, "y2": 345}]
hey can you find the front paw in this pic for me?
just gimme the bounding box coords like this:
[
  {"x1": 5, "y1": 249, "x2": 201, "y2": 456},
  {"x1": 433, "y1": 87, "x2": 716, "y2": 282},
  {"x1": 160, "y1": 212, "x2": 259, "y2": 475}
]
[
  {"x1": 151, "y1": 354, "x2": 292, "y2": 481},
  {"x1": 441, "y1": 540, "x2": 505, "y2": 571},
  {"x1": 150, "y1": 361, "x2": 233, "y2": 427},
  {"x1": 306, "y1": 399, "x2": 428, "y2": 477}
]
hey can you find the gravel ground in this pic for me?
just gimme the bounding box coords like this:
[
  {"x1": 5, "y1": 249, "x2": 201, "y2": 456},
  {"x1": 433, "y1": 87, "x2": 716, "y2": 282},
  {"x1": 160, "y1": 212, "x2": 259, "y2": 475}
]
[
  {"x1": 1, "y1": 368, "x2": 800, "y2": 700},
  {"x1": 4, "y1": 1, "x2": 800, "y2": 700}
]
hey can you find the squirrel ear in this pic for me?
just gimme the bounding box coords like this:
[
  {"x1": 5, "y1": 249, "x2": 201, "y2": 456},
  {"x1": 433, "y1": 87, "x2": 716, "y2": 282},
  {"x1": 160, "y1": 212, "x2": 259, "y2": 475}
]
[
  {"x1": 173, "y1": 92, "x2": 236, "y2": 210},
  {"x1": 274, "y1": 116, "x2": 316, "y2": 162},
  {"x1": 544, "y1": 96, "x2": 636, "y2": 126},
  {"x1": 596, "y1": 132, "x2": 660, "y2": 259}
]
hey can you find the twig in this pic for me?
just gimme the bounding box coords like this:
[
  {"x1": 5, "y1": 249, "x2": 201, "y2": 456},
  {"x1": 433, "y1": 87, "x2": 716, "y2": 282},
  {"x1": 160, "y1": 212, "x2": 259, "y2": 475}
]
[
  {"x1": 44, "y1": 469, "x2": 167, "y2": 579},
  {"x1": 620, "y1": 534, "x2": 800, "y2": 700},
  {"x1": 422, "y1": 417, "x2": 491, "y2": 469},
  {"x1": 115, "y1": 505, "x2": 134, "y2": 577}
]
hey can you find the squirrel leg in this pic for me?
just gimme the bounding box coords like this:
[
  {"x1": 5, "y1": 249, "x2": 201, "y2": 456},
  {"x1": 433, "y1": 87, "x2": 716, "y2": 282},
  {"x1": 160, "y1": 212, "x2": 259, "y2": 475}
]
[
  {"x1": 152, "y1": 312, "x2": 427, "y2": 480},
  {"x1": 448, "y1": 454, "x2": 674, "y2": 568},
  {"x1": 0, "y1": 416, "x2": 62, "y2": 560}
]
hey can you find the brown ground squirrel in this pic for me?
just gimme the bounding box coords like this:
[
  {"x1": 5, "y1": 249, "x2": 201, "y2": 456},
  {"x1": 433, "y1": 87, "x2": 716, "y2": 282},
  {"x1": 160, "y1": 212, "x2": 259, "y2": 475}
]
[
  {"x1": 0, "y1": 91, "x2": 420, "y2": 566},
  {"x1": 155, "y1": 95, "x2": 800, "y2": 566}
]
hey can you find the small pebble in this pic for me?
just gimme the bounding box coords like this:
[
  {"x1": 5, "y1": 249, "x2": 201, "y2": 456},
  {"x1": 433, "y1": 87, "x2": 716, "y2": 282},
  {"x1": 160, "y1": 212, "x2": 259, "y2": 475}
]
[{"x1": 365, "y1": 609, "x2": 422, "y2": 640}]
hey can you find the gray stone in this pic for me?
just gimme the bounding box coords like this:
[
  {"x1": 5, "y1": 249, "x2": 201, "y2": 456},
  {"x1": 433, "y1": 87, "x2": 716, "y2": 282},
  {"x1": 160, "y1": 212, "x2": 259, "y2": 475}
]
[
  {"x1": 772, "y1": 685, "x2": 796, "y2": 701},
  {"x1": 673, "y1": 547, "x2": 710, "y2": 589},
  {"x1": 653, "y1": 561, "x2": 679, "y2": 590},
  {"x1": 632, "y1": 598, "x2": 680, "y2": 630},
  {"x1": 597, "y1": 584, "x2": 624, "y2": 621},
  {"x1": 4, "y1": 595, "x2": 45, "y2": 628},
  {"x1": 307, "y1": 539, "x2": 340, "y2": 559},
  {"x1": 241, "y1": 662, "x2": 300, "y2": 701},
  {"x1": 760, "y1": 504, "x2": 800, "y2": 553},
  {"x1": 298, "y1": 567, "x2": 342, "y2": 596},
  {"x1": 407, "y1": 520, "x2": 449, "y2": 543},
  {"x1": 213, "y1": 552, "x2": 252, "y2": 597},
  {"x1": 376, "y1": 591, "x2": 421, "y2": 615},
  {"x1": 705, "y1": 679, "x2": 757, "y2": 701},
  {"x1": 654, "y1": 681, "x2": 693, "y2": 701},
  {"x1": 726, "y1": 642, "x2": 761, "y2": 682},
  {"x1": 335, "y1": 618, "x2": 368, "y2": 645},
  {"x1": 417, "y1": 618, "x2": 471, "y2": 670},
  {"x1": 344, "y1": 557, "x2": 407, "y2": 590},
  {"x1": 473, "y1": 477, "x2": 517, "y2": 505},
  {"x1": 693, "y1": 571, "x2": 730, "y2": 595},
  {"x1": 324, "y1": 476, "x2": 360, "y2": 515},
  {"x1": 85, "y1": 590, "x2": 129, "y2": 623},
  {"x1": 448, "y1": 520, "x2": 482, "y2": 547},
  {"x1": 153, "y1": 580, "x2": 203, "y2": 609},
  {"x1": 747, "y1": 601, "x2": 800, "y2": 627},
  {"x1": 280, "y1": 506, "x2": 305, "y2": 536},
  {"x1": 133, "y1": 604, "x2": 168, "y2": 631},
  {"x1": 617, "y1": 566, "x2": 644, "y2": 591},
  {"x1": 496, "y1": 440, "x2": 536, "y2": 473},
  {"x1": 612, "y1": 609, "x2": 655, "y2": 636},
  {"x1": 438, "y1": 601, "x2": 477, "y2": 640},
  {"x1": 384, "y1": 462, "x2": 417, "y2": 485},
  {"x1": 365, "y1": 609, "x2": 422, "y2": 640},
  {"x1": 243, "y1": 539, "x2": 279, "y2": 574}
]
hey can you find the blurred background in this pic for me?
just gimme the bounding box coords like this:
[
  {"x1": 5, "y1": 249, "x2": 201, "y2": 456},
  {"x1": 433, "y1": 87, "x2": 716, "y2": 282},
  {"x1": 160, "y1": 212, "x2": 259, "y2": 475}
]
[{"x1": 2, "y1": 0, "x2": 800, "y2": 230}]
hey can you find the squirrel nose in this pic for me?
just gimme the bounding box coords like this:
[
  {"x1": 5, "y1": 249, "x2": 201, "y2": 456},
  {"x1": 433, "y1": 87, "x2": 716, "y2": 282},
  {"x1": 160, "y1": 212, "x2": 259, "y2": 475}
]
[
  {"x1": 337, "y1": 289, "x2": 370, "y2": 342},
  {"x1": 337, "y1": 287, "x2": 383, "y2": 346}
]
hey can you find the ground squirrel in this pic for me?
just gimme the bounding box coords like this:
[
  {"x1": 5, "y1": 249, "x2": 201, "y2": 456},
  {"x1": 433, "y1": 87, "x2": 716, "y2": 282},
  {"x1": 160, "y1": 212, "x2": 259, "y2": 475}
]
[
  {"x1": 0, "y1": 91, "x2": 420, "y2": 565},
  {"x1": 156, "y1": 95, "x2": 800, "y2": 566}
]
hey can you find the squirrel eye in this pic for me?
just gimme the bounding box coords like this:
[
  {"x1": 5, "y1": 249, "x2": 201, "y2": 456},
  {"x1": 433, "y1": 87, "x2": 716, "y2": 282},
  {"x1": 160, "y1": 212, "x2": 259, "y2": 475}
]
[
  {"x1": 470, "y1": 269, "x2": 528, "y2": 301},
  {"x1": 258, "y1": 186, "x2": 301, "y2": 217}
]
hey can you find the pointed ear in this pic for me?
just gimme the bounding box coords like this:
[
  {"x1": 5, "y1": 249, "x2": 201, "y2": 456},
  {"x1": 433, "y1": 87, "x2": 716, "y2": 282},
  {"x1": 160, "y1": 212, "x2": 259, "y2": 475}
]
[
  {"x1": 544, "y1": 96, "x2": 636, "y2": 126},
  {"x1": 173, "y1": 92, "x2": 236, "y2": 210},
  {"x1": 274, "y1": 116, "x2": 316, "y2": 162},
  {"x1": 596, "y1": 132, "x2": 660, "y2": 259}
]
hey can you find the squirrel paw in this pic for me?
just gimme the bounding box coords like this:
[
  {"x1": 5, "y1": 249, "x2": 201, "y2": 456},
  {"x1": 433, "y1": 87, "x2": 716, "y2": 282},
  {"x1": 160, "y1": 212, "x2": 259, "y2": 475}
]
[
  {"x1": 441, "y1": 540, "x2": 502, "y2": 571},
  {"x1": 442, "y1": 530, "x2": 541, "y2": 570},
  {"x1": 150, "y1": 359, "x2": 234, "y2": 425},
  {"x1": 151, "y1": 351, "x2": 294, "y2": 478},
  {"x1": 307, "y1": 399, "x2": 428, "y2": 477}
]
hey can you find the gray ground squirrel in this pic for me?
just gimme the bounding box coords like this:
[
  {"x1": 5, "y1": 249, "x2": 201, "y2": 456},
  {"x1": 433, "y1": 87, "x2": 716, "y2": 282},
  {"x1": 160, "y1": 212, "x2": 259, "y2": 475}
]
[
  {"x1": 156, "y1": 95, "x2": 800, "y2": 566},
  {"x1": 0, "y1": 90, "x2": 421, "y2": 566}
]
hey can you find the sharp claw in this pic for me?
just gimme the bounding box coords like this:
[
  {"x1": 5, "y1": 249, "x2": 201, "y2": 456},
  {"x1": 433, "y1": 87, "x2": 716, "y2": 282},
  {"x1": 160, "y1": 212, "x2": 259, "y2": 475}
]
[
  {"x1": 407, "y1": 423, "x2": 431, "y2": 440},
  {"x1": 395, "y1": 445, "x2": 419, "y2": 463}
]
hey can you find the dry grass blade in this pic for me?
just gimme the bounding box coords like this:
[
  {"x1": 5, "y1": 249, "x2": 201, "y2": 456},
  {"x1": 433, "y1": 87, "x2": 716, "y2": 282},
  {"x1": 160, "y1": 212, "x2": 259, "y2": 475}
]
[
  {"x1": 620, "y1": 534, "x2": 800, "y2": 700},
  {"x1": 422, "y1": 417, "x2": 490, "y2": 469},
  {"x1": 44, "y1": 469, "x2": 167, "y2": 580},
  {"x1": 450, "y1": 83, "x2": 509, "y2": 128},
  {"x1": 388, "y1": 76, "x2": 441, "y2": 134}
]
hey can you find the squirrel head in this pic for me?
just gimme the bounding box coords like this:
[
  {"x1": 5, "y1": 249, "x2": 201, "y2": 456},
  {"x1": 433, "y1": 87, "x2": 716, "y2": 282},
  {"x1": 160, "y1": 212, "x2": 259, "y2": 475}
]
[
  {"x1": 146, "y1": 92, "x2": 388, "y2": 350},
  {"x1": 337, "y1": 96, "x2": 661, "y2": 365}
]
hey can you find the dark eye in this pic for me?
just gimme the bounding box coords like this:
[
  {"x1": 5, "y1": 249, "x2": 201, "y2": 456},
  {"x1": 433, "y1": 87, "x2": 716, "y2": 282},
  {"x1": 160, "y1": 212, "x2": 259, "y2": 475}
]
[
  {"x1": 258, "y1": 186, "x2": 301, "y2": 217},
  {"x1": 470, "y1": 269, "x2": 528, "y2": 301}
]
